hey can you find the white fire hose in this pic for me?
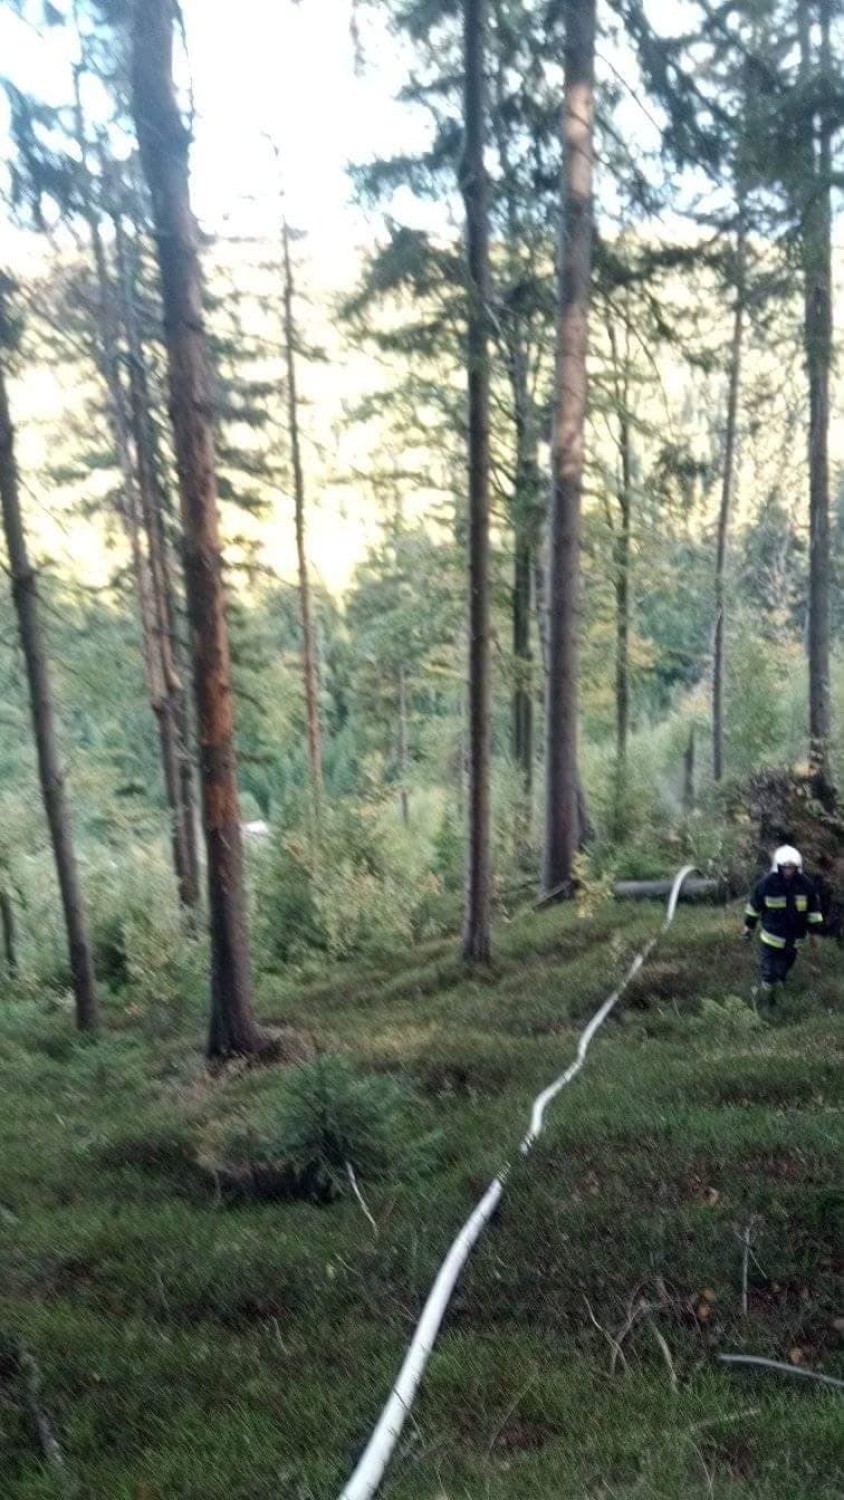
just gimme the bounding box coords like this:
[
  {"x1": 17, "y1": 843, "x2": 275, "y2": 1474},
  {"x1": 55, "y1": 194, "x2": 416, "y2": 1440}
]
[{"x1": 338, "y1": 866, "x2": 699, "y2": 1500}]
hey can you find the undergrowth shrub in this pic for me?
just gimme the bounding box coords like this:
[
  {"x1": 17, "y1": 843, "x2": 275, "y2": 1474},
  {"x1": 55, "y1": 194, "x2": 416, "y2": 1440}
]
[
  {"x1": 254, "y1": 837, "x2": 327, "y2": 965},
  {"x1": 255, "y1": 798, "x2": 458, "y2": 968},
  {"x1": 81, "y1": 849, "x2": 205, "y2": 1031},
  {"x1": 723, "y1": 624, "x2": 794, "y2": 778},
  {"x1": 432, "y1": 806, "x2": 463, "y2": 894},
  {"x1": 491, "y1": 762, "x2": 539, "y2": 877},
  {"x1": 581, "y1": 722, "x2": 687, "y2": 879},
  {"x1": 222, "y1": 1055, "x2": 441, "y2": 1202},
  {"x1": 676, "y1": 803, "x2": 746, "y2": 880},
  {"x1": 695, "y1": 994, "x2": 763, "y2": 1035},
  {"x1": 0, "y1": 833, "x2": 205, "y2": 1022},
  {"x1": 316, "y1": 859, "x2": 414, "y2": 961},
  {"x1": 121, "y1": 910, "x2": 206, "y2": 1037}
]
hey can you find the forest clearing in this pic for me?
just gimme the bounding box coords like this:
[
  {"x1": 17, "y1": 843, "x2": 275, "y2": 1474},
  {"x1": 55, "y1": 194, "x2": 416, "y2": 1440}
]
[{"x1": 0, "y1": 0, "x2": 843, "y2": 1495}]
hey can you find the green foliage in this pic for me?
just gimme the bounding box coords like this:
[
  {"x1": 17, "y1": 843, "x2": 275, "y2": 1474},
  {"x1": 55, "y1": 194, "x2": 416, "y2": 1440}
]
[
  {"x1": 0, "y1": 904, "x2": 842, "y2": 1498},
  {"x1": 231, "y1": 1054, "x2": 440, "y2": 1202},
  {"x1": 697, "y1": 993, "x2": 764, "y2": 1035},
  {"x1": 255, "y1": 836, "x2": 327, "y2": 966},
  {"x1": 255, "y1": 795, "x2": 461, "y2": 971},
  {"x1": 432, "y1": 804, "x2": 464, "y2": 893},
  {"x1": 0, "y1": 836, "x2": 206, "y2": 1033},
  {"x1": 723, "y1": 616, "x2": 793, "y2": 776},
  {"x1": 344, "y1": 524, "x2": 462, "y2": 763}
]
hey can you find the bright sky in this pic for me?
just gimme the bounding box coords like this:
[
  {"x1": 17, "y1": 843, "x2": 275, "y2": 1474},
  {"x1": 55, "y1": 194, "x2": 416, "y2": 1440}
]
[
  {"x1": 4, "y1": 0, "x2": 823, "y2": 595},
  {"x1": 0, "y1": 0, "x2": 432, "y2": 268},
  {"x1": 0, "y1": 0, "x2": 436, "y2": 591},
  {"x1": 184, "y1": 0, "x2": 430, "y2": 253},
  {"x1": 0, "y1": 0, "x2": 697, "y2": 254}
]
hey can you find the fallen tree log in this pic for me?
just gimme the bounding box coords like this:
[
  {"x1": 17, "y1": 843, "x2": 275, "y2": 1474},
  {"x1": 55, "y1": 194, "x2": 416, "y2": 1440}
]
[{"x1": 613, "y1": 877, "x2": 727, "y2": 903}]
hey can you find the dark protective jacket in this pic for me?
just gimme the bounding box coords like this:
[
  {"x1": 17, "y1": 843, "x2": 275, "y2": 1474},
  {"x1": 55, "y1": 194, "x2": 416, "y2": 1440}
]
[{"x1": 744, "y1": 870, "x2": 824, "y2": 949}]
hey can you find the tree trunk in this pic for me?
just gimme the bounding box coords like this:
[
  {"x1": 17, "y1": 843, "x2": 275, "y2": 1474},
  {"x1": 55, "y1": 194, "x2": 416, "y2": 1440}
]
[
  {"x1": 460, "y1": 0, "x2": 493, "y2": 962},
  {"x1": 398, "y1": 665, "x2": 410, "y2": 826},
  {"x1": 713, "y1": 216, "x2": 746, "y2": 784},
  {"x1": 607, "y1": 302, "x2": 633, "y2": 840},
  {"x1": 72, "y1": 67, "x2": 197, "y2": 913},
  {"x1": 512, "y1": 525, "x2": 533, "y2": 787},
  {"x1": 0, "y1": 886, "x2": 18, "y2": 976},
  {"x1": 144, "y1": 399, "x2": 203, "y2": 912},
  {"x1": 543, "y1": 0, "x2": 596, "y2": 896},
  {"x1": 456, "y1": 667, "x2": 467, "y2": 825},
  {"x1": 509, "y1": 337, "x2": 539, "y2": 821},
  {"x1": 131, "y1": 0, "x2": 265, "y2": 1058},
  {"x1": 114, "y1": 208, "x2": 200, "y2": 917},
  {"x1": 121, "y1": 442, "x2": 188, "y2": 897},
  {"x1": 489, "y1": 9, "x2": 537, "y2": 816},
  {"x1": 799, "y1": 0, "x2": 835, "y2": 805},
  {"x1": 534, "y1": 550, "x2": 549, "y2": 680},
  {"x1": 682, "y1": 725, "x2": 696, "y2": 815},
  {"x1": 614, "y1": 411, "x2": 631, "y2": 825},
  {"x1": 0, "y1": 355, "x2": 98, "y2": 1032},
  {"x1": 614, "y1": 877, "x2": 725, "y2": 903},
  {"x1": 512, "y1": 522, "x2": 533, "y2": 861},
  {"x1": 124, "y1": 211, "x2": 203, "y2": 909},
  {"x1": 282, "y1": 219, "x2": 323, "y2": 806}
]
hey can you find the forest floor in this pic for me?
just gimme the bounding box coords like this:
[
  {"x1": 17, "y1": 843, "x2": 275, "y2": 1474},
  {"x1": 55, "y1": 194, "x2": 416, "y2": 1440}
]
[{"x1": 0, "y1": 898, "x2": 842, "y2": 1499}]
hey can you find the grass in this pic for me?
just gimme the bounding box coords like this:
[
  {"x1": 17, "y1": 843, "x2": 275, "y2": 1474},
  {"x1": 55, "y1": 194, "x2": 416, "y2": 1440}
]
[{"x1": 0, "y1": 898, "x2": 842, "y2": 1498}]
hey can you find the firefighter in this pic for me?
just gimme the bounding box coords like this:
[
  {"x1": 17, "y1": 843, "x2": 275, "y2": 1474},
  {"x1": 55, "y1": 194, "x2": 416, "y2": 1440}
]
[{"x1": 743, "y1": 845, "x2": 824, "y2": 1006}]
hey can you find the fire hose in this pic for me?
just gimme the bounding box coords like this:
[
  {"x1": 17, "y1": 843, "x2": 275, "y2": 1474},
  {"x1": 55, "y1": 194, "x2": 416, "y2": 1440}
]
[{"x1": 338, "y1": 865, "x2": 699, "y2": 1500}]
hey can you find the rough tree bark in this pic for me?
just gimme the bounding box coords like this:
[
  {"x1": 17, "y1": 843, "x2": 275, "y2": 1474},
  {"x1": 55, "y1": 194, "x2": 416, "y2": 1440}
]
[
  {"x1": 114, "y1": 208, "x2": 200, "y2": 916},
  {"x1": 0, "y1": 886, "x2": 18, "y2": 976},
  {"x1": 282, "y1": 218, "x2": 323, "y2": 806},
  {"x1": 607, "y1": 303, "x2": 633, "y2": 837},
  {"x1": 799, "y1": 0, "x2": 834, "y2": 805},
  {"x1": 460, "y1": 0, "x2": 493, "y2": 962},
  {"x1": 131, "y1": 0, "x2": 266, "y2": 1057},
  {"x1": 510, "y1": 342, "x2": 538, "y2": 810},
  {"x1": 614, "y1": 410, "x2": 631, "y2": 810},
  {"x1": 398, "y1": 665, "x2": 410, "y2": 827},
  {"x1": 543, "y1": 0, "x2": 596, "y2": 895},
  {"x1": 513, "y1": 537, "x2": 533, "y2": 775},
  {"x1": 682, "y1": 725, "x2": 696, "y2": 815},
  {"x1": 488, "y1": 11, "x2": 538, "y2": 812},
  {"x1": 122, "y1": 207, "x2": 203, "y2": 909},
  {"x1": 72, "y1": 62, "x2": 197, "y2": 913},
  {"x1": 534, "y1": 549, "x2": 549, "y2": 680},
  {"x1": 712, "y1": 215, "x2": 746, "y2": 784},
  {"x1": 0, "y1": 347, "x2": 98, "y2": 1031}
]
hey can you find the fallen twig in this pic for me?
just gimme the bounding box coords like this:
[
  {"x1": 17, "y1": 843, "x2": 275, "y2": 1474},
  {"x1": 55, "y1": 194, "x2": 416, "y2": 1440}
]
[
  {"x1": 583, "y1": 1296, "x2": 628, "y2": 1373},
  {"x1": 610, "y1": 1290, "x2": 648, "y2": 1377},
  {"x1": 345, "y1": 1161, "x2": 378, "y2": 1236},
  {"x1": 689, "y1": 1440, "x2": 715, "y2": 1498},
  {"x1": 647, "y1": 1316, "x2": 679, "y2": 1393},
  {"x1": 533, "y1": 878, "x2": 575, "y2": 910},
  {"x1": 737, "y1": 1215, "x2": 760, "y2": 1319},
  {"x1": 16, "y1": 1345, "x2": 65, "y2": 1476},
  {"x1": 741, "y1": 1222, "x2": 751, "y2": 1318},
  {"x1": 690, "y1": 1407, "x2": 761, "y2": 1432},
  {"x1": 717, "y1": 1354, "x2": 844, "y2": 1391}
]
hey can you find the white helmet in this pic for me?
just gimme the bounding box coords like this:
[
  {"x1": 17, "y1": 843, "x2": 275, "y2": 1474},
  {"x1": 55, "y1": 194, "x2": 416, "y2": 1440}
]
[{"x1": 772, "y1": 844, "x2": 802, "y2": 870}]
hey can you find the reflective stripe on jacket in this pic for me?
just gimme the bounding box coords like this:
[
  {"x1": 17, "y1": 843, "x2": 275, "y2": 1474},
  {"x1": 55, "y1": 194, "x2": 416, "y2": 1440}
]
[{"x1": 744, "y1": 870, "x2": 824, "y2": 947}]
